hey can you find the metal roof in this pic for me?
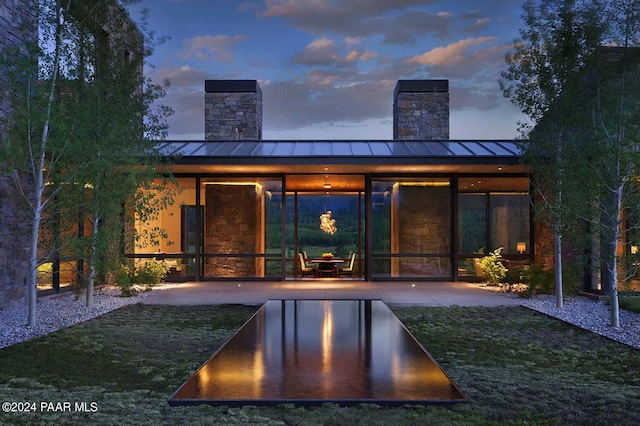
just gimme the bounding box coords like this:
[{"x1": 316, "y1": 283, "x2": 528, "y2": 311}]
[{"x1": 157, "y1": 140, "x2": 523, "y2": 165}]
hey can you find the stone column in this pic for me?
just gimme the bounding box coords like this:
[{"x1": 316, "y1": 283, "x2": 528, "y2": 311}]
[
  {"x1": 391, "y1": 184, "x2": 451, "y2": 276},
  {"x1": 204, "y1": 184, "x2": 264, "y2": 277}
]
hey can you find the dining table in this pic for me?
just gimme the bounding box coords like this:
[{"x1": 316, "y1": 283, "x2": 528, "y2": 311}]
[{"x1": 309, "y1": 258, "x2": 344, "y2": 277}]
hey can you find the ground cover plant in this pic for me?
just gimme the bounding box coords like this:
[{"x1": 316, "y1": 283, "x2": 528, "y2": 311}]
[{"x1": 0, "y1": 304, "x2": 639, "y2": 425}]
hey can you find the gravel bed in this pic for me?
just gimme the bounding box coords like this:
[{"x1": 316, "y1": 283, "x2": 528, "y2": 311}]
[
  {"x1": 0, "y1": 285, "x2": 174, "y2": 349},
  {"x1": 520, "y1": 294, "x2": 640, "y2": 349},
  {"x1": 1, "y1": 286, "x2": 638, "y2": 351}
]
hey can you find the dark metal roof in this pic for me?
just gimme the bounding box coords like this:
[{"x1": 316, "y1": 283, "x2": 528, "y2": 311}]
[{"x1": 157, "y1": 140, "x2": 523, "y2": 165}]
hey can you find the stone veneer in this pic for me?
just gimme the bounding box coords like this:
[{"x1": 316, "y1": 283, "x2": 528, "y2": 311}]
[
  {"x1": 204, "y1": 80, "x2": 262, "y2": 140},
  {"x1": 393, "y1": 80, "x2": 449, "y2": 140},
  {"x1": 1, "y1": 0, "x2": 38, "y2": 308},
  {"x1": 391, "y1": 185, "x2": 451, "y2": 277},
  {"x1": 204, "y1": 184, "x2": 264, "y2": 278}
]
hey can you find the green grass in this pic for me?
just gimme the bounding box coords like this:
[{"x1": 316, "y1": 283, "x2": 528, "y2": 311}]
[
  {"x1": 620, "y1": 295, "x2": 640, "y2": 313},
  {"x1": 1, "y1": 304, "x2": 639, "y2": 425}
]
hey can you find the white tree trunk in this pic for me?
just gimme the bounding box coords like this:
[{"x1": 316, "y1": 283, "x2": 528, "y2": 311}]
[
  {"x1": 554, "y1": 224, "x2": 563, "y2": 308},
  {"x1": 27, "y1": 2, "x2": 65, "y2": 326},
  {"x1": 86, "y1": 213, "x2": 100, "y2": 307},
  {"x1": 607, "y1": 184, "x2": 623, "y2": 328}
]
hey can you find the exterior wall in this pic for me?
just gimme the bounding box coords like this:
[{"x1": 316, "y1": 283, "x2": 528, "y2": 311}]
[
  {"x1": 0, "y1": 0, "x2": 38, "y2": 307},
  {"x1": 204, "y1": 80, "x2": 263, "y2": 140},
  {"x1": 204, "y1": 184, "x2": 264, "y2": 277},
  {"x1": 393, "y1": 80, "x2": 449, "y2": 140}
]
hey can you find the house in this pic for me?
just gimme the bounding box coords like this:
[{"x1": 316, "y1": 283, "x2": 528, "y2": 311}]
[{"x1": 126, "y1": 79, "x2": 534, "y2": 282}]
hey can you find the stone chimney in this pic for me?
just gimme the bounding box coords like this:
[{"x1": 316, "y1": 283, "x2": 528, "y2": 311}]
[
  {"x1": 205, "y1": 80, "x2": 263, "y2": 140},
  {"x1": 393, "y1": 80, "x2": 449, "y2": 140}
]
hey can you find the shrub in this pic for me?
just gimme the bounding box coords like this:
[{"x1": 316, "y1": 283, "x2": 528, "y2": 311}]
[
  {"x1": 114, "y1": 263, "x2": 137, "y2": 297},
  {"x1": 133, "y1": 259, "x2": 168, "y2": 285},
  {"x1": 113, "y1": 260, "x2": 167, "y2": 297},
  {"x1": 518, "y1": 264, "x2": 554, "y2": 298},
  {"x1": 479, "y1": 247, "x2": 508, "y2": 285}
]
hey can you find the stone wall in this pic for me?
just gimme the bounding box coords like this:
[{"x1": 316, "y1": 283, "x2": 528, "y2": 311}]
[
  {"x1": 393, "y1": 80, "x2": 449, "y2": 140},
  {"x1": 391, "y1": 185, "x2": 451, "y2": 277},
  {"x1": 203, "y1": 184, "x2": 264, "y2": 277},
  {"x1": 1, "y1": 0, "x2": 38, "y2": 308},
  {"x1": 204, "y1": 80, "x2": 263, "y2": 140},
  {"x1": 0, "y1": 175, "x2": 29, "y2": 307}
]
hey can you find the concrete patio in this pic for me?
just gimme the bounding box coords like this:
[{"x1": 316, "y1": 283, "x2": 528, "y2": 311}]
[{"x1": 142, "y1": 280, "x2": 521, "y2": 306}]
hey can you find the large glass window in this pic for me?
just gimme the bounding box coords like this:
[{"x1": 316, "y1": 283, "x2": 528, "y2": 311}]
[
  {"x1": 459, "y1": 194, "x2": 487, "y2": 254},
  {"x1": 490, "y1": 193, "x2": 530, "y2": 255},
  {"x1": 285, "y1": 191, "x2": 364, "y2": 279},
  {"x1": 371, "y1": 178, "x2": 451, "y2": 279},
  {"x1": 457, "y1": 177, "x2": 530, "y2": 278},
  {"x1": 129, "y1": 177, "x2": 197, "y2": 279}
]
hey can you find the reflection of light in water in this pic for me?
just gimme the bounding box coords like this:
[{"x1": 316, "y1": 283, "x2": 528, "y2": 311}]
[
  {"x1": 252, "y1": 346, "x2": 265, "y2": 397},
  {"x1": 321, "y1": 301, "x2": 335, "y2": 397},
  {"x1": 322, "y1": 301, "x2": 334, "y2": 374},
  {"x1": 203, "y1": 350, "x2": 266, "y2": 398}
]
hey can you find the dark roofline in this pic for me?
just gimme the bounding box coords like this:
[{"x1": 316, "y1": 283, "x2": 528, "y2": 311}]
[
  {"x1": 204, "y1": 80, "x2": 262, "y2": 99},
  {"x1": 394, "y1": 80, "x2": 449, "y2": 99},
  {"x1": 157, "y1": 139, "x2": 524, "y2": 167}
]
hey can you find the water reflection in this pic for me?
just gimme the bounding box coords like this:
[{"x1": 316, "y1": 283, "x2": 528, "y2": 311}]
[{"x1": 170, "y1": 300, "x2": 467, "y2": 405}]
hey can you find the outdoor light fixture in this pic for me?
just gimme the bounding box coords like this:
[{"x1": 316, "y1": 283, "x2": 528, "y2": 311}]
[{"x1": 517, "y1": 242, "x2": 526, "y2": 254}]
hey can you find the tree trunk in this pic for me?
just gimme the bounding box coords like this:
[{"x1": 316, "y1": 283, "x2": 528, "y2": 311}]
[
  {"x1": 554, "y1": 224, "x2": 563, "y2": 308},
  {"x1": 86, "y1": 213, "x2": 100, "y2": 307},
  {"x1": 27, "y1": 1, "x2": 65, "y2": 325},
  {"x1": 605, "y1": 185, "x2": 623, "y2": 328}
]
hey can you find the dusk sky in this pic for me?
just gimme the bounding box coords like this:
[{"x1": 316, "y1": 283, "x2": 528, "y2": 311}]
[{"x1": 130, "y1": 0, "x2": 529, "y2": 141}]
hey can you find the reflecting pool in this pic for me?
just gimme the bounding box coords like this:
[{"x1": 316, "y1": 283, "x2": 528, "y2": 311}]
[{"x1": 169, "y1": 299, "x2": 468, "y2": 406}]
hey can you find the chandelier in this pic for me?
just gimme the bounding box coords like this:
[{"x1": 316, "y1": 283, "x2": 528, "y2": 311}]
[
  {"x1": 319, "y1": 210, "x2": 336, "y2": 235},
  {"x1": 319, "y1": 187, "x2": 337, "y2": 235}
]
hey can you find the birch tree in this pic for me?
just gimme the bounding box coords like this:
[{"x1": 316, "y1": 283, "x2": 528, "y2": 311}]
[
  {"x1": 502, "y1": 0, "x2": 640, "y2": 326},
  {"x1": 55, "y1": 1, "x2": 174, "y2": 306},
  {"x1": 500, "y1": 0, "x2": 601, "y2": 308},
  {"x1": 0, "y1": 0, "x2": 75, "y2": 327},
  {"x1": 1, "y1": 0, "x2": 174, "y2": 321}
]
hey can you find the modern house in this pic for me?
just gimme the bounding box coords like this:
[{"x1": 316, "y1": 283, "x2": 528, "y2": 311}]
[{"x1": 127, "y1": 79, "x2": 534, "y2": 282}]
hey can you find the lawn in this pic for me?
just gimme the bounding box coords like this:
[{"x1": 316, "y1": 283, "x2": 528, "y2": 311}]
[{"x1": 0, "y1": 303, "x2": 639, "y2": 425}]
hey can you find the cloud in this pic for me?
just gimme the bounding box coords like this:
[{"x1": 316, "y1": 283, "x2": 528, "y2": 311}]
[
  {"x1": 259, "y1": 1, "x2": 451, "y2": 45},
  {"x1": 465, "y1": 17, "x2": 490, "y2": 33},
  {"x1": 149, "y1": 65, "x2": 210, "y2": 88},
  {"x1": 407, "y1": 36, "x2": 496, "y2": 66},
  {"x1": 292, "y1": 37, "x2": 378, "y2": 67},
  {"x1": 180, "y1": 34, "x2": 248, "y2": 62},
  {"x1": 261, "y1": 74, "x2": 397, "y2": 130},
  {"x1": 358, "y1": 49, "x2": 378, "y2": 61}
]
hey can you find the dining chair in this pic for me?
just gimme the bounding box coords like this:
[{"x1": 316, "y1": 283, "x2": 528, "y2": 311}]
[
  {"x1": 339, "y1": 252, "x2": 356, "y2": 277},
  {"x1": 299, "y1": 252, "x2": 316, "y2": 277}
]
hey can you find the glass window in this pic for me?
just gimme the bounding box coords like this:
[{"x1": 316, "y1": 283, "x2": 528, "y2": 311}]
[
  {"x1": 490, "y1": 193, "x2": 530, "y2": 255},
  {"x1": 459, "y1": 194, "x2": 487, "y2": 254}
]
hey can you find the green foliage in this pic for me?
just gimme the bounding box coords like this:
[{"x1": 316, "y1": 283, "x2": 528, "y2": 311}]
[
  {"x1": 114, "y1": 260, "x2": 167, "y2": 296},
  {"x1": 619, "y1": 296, "x2": 640, "y2": 313},
  {"x1": 134, "y1": 260, "x2": 168, "y2": 285},
  {"x1": 515, "y1": 262, "x2": 583, "y2": 298},
  {"x1": 518, "y1": 264, "x2": 555, "y2": 297},
  {"x1": 479, "y1": 247, "x2": 508, "y2": 284}
]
